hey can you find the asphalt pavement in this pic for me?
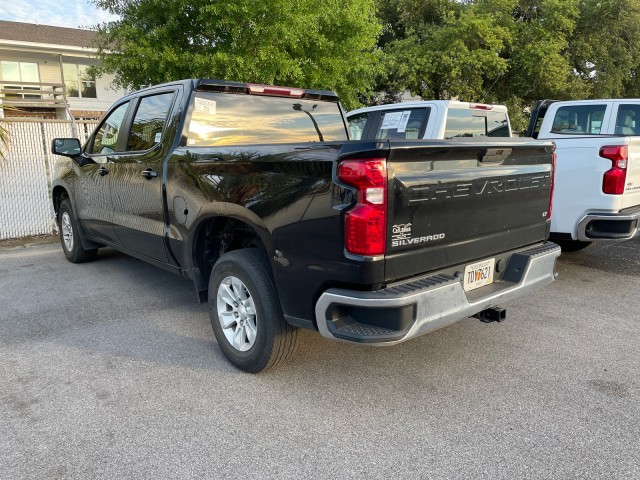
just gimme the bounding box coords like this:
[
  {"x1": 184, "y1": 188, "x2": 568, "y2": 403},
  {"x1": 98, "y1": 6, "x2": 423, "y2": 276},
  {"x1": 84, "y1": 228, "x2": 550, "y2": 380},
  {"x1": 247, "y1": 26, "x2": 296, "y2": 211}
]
[{"x1": 1, "y1": 239, "x2": 639, "y2": 479}]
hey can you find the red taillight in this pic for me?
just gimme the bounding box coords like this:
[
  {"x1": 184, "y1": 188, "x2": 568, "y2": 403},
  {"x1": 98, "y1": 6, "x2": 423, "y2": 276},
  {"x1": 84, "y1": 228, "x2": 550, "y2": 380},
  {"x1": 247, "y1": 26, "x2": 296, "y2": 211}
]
[
  {"x1": 338, "y1": 158, "x2": 387, "y2": 256},
  {"x1": 600, "y1": 145, "x2": 628, "y2": 195},
  {"x1": 548, "y1": 152, "x2": 556, "y2": 219},
  {"x1": 247, "y1": 84, "x2": 305, "y2": 98}
]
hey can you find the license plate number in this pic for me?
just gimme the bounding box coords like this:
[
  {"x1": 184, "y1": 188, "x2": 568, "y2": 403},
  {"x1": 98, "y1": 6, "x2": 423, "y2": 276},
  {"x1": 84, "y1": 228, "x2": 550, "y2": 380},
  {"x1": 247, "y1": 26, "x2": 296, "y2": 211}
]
[{"x1": 463, "y1": 258, "x2": 495, "y2": 292}]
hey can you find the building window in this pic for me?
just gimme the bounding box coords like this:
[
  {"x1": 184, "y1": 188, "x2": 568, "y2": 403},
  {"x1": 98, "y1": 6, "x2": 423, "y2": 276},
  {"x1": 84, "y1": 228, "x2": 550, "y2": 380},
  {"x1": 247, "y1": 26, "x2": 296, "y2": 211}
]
[
  {"x1": 63, "y1": 64, "x2": 97, "y2": 99},
  {"x1": 1, "y1": 61, "x2": 41, "y2": 99}
]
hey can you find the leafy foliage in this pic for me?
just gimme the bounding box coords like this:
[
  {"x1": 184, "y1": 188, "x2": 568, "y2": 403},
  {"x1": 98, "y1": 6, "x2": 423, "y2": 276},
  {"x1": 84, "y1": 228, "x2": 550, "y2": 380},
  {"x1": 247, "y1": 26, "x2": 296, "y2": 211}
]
[
  {"x1": 376, "y1": 0, "x2": 640, "y2": 131},
  {"x1": 92, "y1": 0, "x2": 381, "y2": 109},
  {"x1": 92, "y1": 0, "x2": 640, "y2": 130},
  {"x1": 0, "y1": 107, "x2": 19, "y2": 160}
]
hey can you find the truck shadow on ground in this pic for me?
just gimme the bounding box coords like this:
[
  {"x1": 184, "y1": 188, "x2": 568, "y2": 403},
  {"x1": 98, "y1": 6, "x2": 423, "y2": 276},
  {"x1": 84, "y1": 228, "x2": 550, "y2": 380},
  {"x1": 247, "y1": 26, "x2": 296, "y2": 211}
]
[
  {"x1": 4, "y1": 241, "x2": 637, "y2": 429},
  {"x1": 34, "y1": 247, "x2": 505, "y2": 381},
  {"x1": 21, "y1": 239, "x2": 637, "y2": 394},
  {"x1": 555, "y1": 236, "x2": 640, "y2": 275}
]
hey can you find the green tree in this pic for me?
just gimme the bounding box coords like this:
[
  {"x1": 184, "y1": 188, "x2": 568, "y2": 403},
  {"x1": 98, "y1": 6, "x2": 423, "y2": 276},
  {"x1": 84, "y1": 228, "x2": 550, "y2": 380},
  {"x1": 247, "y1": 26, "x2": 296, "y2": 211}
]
[
  {"x1": 377, "y1": 0, "x2": 640, "y2": 130},
  {"x1": 377, "y1": 0, "x2": 585, "y2": 129},
  {"x1": 488, "y1": 0, "x2": 583, "y2": 129},
  {"x1": 571, "y1": 0, "x2": 640, "y2": 98},
  {"x1": 92, "y1": 0, "x2": 381, "y2": 109}
]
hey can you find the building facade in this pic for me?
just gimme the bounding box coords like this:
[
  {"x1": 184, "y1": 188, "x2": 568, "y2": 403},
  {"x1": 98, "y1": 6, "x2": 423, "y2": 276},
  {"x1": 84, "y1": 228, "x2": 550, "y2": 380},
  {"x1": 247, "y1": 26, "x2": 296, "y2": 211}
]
[{"x1": 0, "y1": 20, "x2": 126, "y2": 120}]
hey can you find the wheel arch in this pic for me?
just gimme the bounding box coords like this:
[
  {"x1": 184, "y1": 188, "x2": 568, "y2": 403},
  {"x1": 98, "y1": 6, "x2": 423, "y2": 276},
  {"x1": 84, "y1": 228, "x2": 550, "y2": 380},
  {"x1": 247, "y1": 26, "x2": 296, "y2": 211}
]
[
  {"x1": 188, "y1": 211, "x2": 274, "y2": 303},
  {"x1": 52, "y1": 184, "x2": 70, "y2": 222}
]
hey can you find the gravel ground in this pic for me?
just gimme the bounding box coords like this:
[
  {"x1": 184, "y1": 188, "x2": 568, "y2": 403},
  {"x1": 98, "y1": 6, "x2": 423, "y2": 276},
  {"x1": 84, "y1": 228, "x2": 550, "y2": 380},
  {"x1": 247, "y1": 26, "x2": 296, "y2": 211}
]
[{"x1": 1, "y1": 239, "x2": 639, "y2": 479}]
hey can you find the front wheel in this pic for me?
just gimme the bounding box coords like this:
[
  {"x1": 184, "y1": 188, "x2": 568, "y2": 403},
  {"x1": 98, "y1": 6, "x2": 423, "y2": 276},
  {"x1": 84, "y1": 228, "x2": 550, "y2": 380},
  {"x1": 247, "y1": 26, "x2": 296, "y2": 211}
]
[
  {"x1": 209, "y1": 249, "x2": 298, "y2": 373},
  {"x1": 58, "y1": 199, "x2": 98, "y2": 263}
]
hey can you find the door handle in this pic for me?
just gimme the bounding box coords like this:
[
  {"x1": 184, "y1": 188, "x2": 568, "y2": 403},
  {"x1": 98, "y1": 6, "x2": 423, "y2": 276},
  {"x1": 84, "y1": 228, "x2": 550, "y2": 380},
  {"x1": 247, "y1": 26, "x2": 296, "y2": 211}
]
[
  {"x1": 99, "y1": 166, "x2": 109, "y2": 176},
  {"x1": 141, "y1": 168, "x2": 158, "y2": 180}
]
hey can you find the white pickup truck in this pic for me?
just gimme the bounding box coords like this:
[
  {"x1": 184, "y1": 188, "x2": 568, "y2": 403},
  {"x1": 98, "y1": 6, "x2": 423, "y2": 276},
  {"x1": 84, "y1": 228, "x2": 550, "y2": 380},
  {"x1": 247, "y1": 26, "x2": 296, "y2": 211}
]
[
  {"x1": 527, "y1": 99, "x2": 640, "y2": 250},
  {"x1": 346, "y1": 100, "x2": 512, "y2": 140}
]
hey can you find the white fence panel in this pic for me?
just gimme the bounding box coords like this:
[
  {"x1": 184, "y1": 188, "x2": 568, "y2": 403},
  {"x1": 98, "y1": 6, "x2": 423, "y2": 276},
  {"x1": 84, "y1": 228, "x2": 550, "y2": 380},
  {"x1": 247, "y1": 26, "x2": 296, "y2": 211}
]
[{"x1": 0, "y1": 119, "x2": 99, "y2": 240}]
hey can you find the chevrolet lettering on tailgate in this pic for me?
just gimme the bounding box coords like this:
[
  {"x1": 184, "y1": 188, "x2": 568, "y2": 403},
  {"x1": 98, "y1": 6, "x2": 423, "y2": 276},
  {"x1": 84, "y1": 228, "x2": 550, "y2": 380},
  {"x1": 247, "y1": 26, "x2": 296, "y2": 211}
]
[{"x1": 408, "y1": 173, "x2": 552, "y2": 203}]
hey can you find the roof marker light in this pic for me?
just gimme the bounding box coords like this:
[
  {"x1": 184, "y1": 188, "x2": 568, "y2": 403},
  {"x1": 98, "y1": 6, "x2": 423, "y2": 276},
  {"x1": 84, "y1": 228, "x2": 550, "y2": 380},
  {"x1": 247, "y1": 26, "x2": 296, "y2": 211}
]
[
  {"x1": 247, "y1": 84, "x2": 305, "y2": 98},
  {"x1": 469, "y1": 104, "x2": 493, "y2": 110}
]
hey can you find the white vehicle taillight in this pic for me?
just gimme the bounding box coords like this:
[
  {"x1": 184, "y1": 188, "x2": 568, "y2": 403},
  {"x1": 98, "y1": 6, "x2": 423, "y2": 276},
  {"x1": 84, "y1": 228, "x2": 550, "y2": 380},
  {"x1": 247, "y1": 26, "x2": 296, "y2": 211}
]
[{"x1": 600, "y1": 145, "x2": 628, "y2": 195}]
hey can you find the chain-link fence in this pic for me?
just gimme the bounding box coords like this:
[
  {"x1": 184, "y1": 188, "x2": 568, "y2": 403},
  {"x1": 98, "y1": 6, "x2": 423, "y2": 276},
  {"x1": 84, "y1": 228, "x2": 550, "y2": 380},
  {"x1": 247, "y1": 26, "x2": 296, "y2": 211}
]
[{"x1": 0, "y1": 119, "x2": 98, "y2": 240}]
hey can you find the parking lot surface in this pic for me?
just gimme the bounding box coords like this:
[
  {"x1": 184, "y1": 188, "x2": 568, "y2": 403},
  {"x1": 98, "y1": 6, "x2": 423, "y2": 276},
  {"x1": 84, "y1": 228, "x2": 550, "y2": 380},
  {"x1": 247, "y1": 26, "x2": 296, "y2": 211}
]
[{"x1": 1, "y1": 239, "x2": 639, "y2": 479}]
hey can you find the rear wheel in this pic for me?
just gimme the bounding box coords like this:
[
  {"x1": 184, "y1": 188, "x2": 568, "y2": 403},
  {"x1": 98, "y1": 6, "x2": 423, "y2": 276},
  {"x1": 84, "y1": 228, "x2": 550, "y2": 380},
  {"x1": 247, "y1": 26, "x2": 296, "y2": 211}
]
[
  {"x1": 58, "y1": 199, "x2": 98, "y2": 263},
  {"x1": 209, "y1": 249, "x2": 298, "y2": 373}
]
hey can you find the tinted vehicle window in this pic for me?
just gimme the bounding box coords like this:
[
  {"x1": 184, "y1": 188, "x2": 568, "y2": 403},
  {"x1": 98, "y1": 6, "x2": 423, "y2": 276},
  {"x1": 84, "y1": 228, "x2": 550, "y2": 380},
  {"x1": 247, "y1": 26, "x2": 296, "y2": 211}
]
[
  {"x1": 375, "y1": 108, "x2": 428, "y2": 140},
  {"x1": 551, "y1": 105, "x2": 606, "y2": 134},
  {"x1": 444, "y1": 109, "x2": 510, "y2": 138},
  {"x1": 348, "y1": 113, "x2": 368, "y2": 140},
  {"x1": 127, "y1": 92, "x2": 175, "y2": 151},
  {"x1": 615, "y1": 105, "x2": 640, "y2": 135},
  {"x1": 187, "y1": 93, "x2": 348, "y2": 146},
  {"x1": 91, "y1": 102, "x2": 129, "y2": 154}
]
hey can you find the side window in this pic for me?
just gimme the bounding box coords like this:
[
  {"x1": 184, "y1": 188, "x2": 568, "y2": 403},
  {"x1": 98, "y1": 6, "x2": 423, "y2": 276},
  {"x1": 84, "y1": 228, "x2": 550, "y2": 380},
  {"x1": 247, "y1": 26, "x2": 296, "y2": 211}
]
[
  {"x1": 550, "y1": 105, "x2": 607, "y2": 135},
  {"x1": 615, "y1": 105, "x2": 640, "y2": 135},
  {"x1": 445, "y1": 109, "x2": 482, "y2": 138},
  {"x1": 348, "y1": 113, "x2": 369, "y2": 140},
  {"x1": 127, "y1": 92, "x2": 175, "y2": 151},
  {"x1": 376, "y1": 108, "x2": 429, "y2": 140},
  {"x1": 91, "y1": 102, "x2": 130, "y2": 155}
]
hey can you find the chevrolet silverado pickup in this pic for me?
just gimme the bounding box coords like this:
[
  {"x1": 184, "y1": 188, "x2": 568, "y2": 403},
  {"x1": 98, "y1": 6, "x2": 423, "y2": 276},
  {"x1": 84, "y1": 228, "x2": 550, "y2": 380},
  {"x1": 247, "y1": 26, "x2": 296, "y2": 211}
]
[
  {"x1": 527, "y1": 99, "x2": 640, "y2": 250},
  {"x1": 51, "y1": 79, "x2": 560, "y2": 372}
]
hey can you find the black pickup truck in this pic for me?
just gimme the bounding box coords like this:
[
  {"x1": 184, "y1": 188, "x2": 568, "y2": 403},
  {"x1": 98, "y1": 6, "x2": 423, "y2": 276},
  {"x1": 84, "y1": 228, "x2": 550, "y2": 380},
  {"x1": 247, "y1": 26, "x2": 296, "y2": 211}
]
[{"x1": 51, "y1": 79, "x2": 560, "y2": 372}]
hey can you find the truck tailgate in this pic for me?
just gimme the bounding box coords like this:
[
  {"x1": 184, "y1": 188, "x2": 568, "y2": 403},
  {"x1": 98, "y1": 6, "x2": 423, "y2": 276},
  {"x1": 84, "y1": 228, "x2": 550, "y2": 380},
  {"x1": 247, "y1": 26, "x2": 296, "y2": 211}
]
[
  {"x1": 385, "y1": 139, "x2": 554, "y2": 282},
  {"x1": 622, "y1": 137, "x2": 640, "y2": 209}
]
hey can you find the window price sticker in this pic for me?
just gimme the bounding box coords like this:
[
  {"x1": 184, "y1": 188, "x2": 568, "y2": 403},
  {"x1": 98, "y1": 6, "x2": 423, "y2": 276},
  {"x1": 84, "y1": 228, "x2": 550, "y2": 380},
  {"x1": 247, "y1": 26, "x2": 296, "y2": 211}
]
[
  {"x1": 381, "y1": 111, "x2": 402, "y2": 129},
  {"x1": 381, "y1": 110, "x2": 413, "y2": 132},
  {"x1": 397, "y1": 111, "x2": 412, "y2": 133},
  {"x1": 195, "y1": 97, "x2": 217, "y2": 115}
]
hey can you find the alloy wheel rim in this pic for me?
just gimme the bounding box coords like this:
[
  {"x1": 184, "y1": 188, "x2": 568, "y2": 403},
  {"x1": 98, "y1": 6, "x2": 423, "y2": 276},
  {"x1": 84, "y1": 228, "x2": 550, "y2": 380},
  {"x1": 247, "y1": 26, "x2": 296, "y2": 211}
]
[
  {"x1": 216, "y1": 276, "x2": 257, "y2": 352},
  {"x1": 61, "y1": 212, "x2": 73, "y2": 252}
]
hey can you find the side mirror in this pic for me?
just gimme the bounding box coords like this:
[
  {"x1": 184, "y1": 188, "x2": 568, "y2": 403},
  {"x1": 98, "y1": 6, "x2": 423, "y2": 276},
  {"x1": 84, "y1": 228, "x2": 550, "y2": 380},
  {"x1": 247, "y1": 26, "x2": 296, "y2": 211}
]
[{"x1": 51, "y1": 138, "x2": 81, "y2": 157}]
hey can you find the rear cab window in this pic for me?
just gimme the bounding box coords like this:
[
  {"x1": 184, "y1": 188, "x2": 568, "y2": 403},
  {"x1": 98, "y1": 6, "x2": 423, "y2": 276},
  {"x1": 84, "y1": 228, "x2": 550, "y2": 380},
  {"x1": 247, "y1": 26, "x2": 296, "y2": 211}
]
[
  {"x1": 186, "y1": 92, "x2": 348, "y2": 146},
  {"x1": 444, "y1": 108, "x2": 510, "y2": 138},
  {"x1": 550, "y1": 105, "x2": 607, "y2": 135}
]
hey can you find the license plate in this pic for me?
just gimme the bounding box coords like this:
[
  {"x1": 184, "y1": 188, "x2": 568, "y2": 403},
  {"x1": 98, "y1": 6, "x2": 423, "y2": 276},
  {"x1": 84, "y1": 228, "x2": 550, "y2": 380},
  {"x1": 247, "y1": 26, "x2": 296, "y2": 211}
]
[{"x1": 463, "y1": 258, "x2": 495, "y2": 292}]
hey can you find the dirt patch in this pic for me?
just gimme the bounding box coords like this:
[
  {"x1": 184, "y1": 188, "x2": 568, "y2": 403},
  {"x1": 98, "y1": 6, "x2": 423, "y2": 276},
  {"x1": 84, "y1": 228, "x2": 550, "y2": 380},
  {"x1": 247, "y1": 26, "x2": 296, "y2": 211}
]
[{"x1": 0, "y1": 234, "x2": 59, "y2": 250}]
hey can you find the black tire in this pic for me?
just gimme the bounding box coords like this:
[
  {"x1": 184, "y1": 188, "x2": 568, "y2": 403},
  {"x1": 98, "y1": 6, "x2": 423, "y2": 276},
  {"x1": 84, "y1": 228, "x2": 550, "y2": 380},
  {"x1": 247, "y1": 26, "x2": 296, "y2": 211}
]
[
  {"x1": 208, "y1": 249, "x2": 298, "y2": 373},
  {"x1": 553, "y1": 239, "x2": 593, "y2": 252},
  {"x1": 58, "y1": 199, "x2": 98, "y2": 263}
]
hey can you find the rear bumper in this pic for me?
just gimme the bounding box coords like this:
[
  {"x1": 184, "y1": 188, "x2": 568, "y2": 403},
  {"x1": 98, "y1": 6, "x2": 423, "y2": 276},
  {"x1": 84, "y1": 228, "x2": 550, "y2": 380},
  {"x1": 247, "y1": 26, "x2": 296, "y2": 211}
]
[
  {"x1": 315, "y1": 242, "x2": 561, "y2": 345},
  {"x1": 576, "y1": 205, "x2": 640, "y2": 241}
]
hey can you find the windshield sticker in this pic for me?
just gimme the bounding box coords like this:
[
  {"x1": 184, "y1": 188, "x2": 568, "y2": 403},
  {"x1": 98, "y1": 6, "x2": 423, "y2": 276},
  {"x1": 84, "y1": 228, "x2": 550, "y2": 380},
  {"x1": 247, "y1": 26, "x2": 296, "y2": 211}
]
[
  {"x1": 381, "y1": 111, "x2": 403, "y2": 130},
  {"x1": 397, "y1": 111, "x2": 412, "y2": 133},
  {"x1": 195, "y1": 97, "x2": 217, "y2": 115}
]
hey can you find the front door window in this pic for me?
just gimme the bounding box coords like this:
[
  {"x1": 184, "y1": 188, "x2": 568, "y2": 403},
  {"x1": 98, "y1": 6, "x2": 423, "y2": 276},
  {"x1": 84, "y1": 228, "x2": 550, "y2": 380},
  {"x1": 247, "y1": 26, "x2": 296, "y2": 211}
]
[{"x1": 91, "y1": 102, "x2": 130, "y2": 155}]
